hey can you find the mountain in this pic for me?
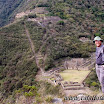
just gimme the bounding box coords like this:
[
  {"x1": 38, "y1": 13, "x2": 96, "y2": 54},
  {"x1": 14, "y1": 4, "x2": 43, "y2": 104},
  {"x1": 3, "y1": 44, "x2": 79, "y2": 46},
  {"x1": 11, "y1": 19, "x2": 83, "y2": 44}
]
[
  {"x1": 0, "y1": 0, "x2": 38, "y2": 27},
  {"x1": 0, "y1": 0, "x2": 23, "y2": 27},
  {"x1": 0, "y1": 0, "x2": 104, "y2": 103}
]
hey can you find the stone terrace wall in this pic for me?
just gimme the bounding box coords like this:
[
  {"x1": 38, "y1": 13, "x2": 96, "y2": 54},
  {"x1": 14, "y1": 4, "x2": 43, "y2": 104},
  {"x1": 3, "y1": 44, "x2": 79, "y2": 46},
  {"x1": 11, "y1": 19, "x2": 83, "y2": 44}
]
[{"x1": 64, "y1": 53, "x2": 95, "y2": 70}]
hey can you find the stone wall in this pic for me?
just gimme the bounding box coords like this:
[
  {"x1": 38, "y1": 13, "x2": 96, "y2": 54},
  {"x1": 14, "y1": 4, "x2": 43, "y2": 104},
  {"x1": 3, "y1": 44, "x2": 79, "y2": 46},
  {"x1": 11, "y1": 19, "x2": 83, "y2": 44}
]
[{"x1": 64, "y1": 53, "x2": 95, "y2": 70}]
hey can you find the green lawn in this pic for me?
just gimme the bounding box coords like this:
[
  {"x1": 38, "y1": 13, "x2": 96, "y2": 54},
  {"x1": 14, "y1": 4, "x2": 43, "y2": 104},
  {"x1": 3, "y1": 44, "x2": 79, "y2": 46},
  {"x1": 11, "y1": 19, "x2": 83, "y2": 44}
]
[{"x1": 60, "y1": 70, "x2": 90, "y2": 84}]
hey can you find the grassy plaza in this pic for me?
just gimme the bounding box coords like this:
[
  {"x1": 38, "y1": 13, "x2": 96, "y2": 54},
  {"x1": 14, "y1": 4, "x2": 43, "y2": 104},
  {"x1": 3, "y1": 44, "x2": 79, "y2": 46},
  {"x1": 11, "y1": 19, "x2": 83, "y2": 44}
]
[{"x1": 60, "y1": 70, "x2": 90, "y2": 84}]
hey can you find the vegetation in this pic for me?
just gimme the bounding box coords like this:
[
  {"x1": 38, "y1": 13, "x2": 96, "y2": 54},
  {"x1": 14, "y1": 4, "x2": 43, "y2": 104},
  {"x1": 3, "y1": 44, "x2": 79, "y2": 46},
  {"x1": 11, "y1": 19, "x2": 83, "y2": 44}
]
[
  {"x1": 43, "y1": 33, "x2": 95, "y2": 70},
  {"x1": 0, "y1": 20, "x2": 64, "y2": 103},
  {"x1": 85, "y1": 69, "x2": 100, "y2": 90},
  {"x1": 14, "y1": 81, "x2": 61, "y2": 104},
  {"x1": 0, "y1": 0, "x2": 25, "y2": 27},
  {"x1": 28, "y1": 14, "x2": 37, "y2": 18},
  {"x1": 0, "y1": 21, "x2": 38, "y2": 99},
  {"x1": 16, "y1": 85, "x2": 38, "y2": 97},
  {"x1": 0, "y1": 0, "x2": 104, "y2": 103},
  {"x1": 25, "y1": 21, "x2": 46, "y2": 53},
  {"x1": 45, "y1": 95, "x2": 53, "y2": 103},
  {"x1": 57, "y1": 21, "x2": 65, "y2": 26}
]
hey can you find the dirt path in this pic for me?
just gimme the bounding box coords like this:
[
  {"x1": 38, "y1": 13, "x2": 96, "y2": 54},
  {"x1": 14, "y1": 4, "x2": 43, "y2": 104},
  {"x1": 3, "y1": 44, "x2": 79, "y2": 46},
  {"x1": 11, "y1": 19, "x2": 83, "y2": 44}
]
[
  {"x1": 24, "y1": 24, "x2": 44, "y2": 74},
  {"x1": 24, "y1": 24, "x2": 36, "y2": 55},
  {"x1": 24, "y1": 24, "x2": 52, "y2": 77}
]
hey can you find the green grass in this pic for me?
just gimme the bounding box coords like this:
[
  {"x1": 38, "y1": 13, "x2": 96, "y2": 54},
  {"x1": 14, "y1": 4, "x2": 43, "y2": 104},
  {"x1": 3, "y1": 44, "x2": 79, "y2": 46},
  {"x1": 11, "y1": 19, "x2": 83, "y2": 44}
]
[
  {"x1": 50, "y1": 78, "x2": 55, "y2": 81},
  {"x1": 60, "y1": 69, "x2": 90, "y2": 84}
]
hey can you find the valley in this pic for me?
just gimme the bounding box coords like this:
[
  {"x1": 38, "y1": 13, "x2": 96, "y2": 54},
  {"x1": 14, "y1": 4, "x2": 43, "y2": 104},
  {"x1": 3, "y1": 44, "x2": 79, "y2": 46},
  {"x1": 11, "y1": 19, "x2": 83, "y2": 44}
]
[{"x1": 0, "y1": 0, "x2": 104, "y2": 103}]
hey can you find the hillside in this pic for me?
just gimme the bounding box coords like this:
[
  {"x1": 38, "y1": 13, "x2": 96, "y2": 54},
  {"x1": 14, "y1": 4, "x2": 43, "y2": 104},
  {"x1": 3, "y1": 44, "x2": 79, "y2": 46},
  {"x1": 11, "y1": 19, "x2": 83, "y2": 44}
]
[
  {"x1": 0, "y1": 20, "x2": 64, "y2": 104},
  {"x1": 0, "y1": 0, "x2": 38, "y2": 27},
  {"x1": 0, "y1": 0, "x2": 23, "y2": 27},
  {"x1": 0, "y1": 0, "x2": 104, "y2": 103}
]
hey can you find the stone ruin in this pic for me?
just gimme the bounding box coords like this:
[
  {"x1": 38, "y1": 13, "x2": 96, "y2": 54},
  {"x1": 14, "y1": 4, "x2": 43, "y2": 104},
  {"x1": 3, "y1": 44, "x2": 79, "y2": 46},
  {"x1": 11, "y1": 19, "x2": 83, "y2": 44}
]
[
  {"x1": 64, "y1": 58, "x2": 84, "y2": 70},
  {"x1": 79, "y1": 37, "x2": 91, "y2": 43},
  {"x1": 64, "y1": 53, "x2": 95, "y2": 70},
  {"x1": 15, "y1": 7, "x2": 48, "y2": 19},
  {"x1": 28, "y1": 16, "x2": 61, "y2": 27},
  {"x1": 62, "y1": 81, "x2": 85, "y2": 90}
]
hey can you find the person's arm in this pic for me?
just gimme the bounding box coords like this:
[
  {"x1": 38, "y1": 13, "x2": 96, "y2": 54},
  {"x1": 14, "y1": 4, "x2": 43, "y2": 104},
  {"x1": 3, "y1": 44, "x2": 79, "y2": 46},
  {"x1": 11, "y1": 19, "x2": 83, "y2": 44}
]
[
  {"x1": 102, "y1": 46, "x2": 104, "y2": 67},
  {"x1": 102, "y1": 47, "x2": 104, "y2": 61}
]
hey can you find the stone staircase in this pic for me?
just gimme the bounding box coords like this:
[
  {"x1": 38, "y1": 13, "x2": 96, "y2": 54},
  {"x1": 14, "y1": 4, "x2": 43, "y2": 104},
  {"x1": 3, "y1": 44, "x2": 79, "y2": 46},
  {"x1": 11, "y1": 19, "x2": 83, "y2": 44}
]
[
  {"x1": 62, "y1": 82, "x2": 85, "y2": 90},
  {"x1": 36, "y1": 52, "x2": 44, "y2": 61},
  {"x1": 35, "y1": 52, "x2": 45, "y2": 74},
  {"x1": 35, "y1": 54, "x2": 43, "y2": 66},
  {"x1": 64, "y1": 86, "x2": 85, "y2": 90}
]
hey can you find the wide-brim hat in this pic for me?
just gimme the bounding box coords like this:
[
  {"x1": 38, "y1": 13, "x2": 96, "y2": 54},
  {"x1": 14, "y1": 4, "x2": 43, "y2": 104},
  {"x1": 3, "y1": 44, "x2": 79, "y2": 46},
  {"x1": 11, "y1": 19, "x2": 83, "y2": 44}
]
[{"x1": 93, "y1": 36, "x2": 103, "y2": 43}]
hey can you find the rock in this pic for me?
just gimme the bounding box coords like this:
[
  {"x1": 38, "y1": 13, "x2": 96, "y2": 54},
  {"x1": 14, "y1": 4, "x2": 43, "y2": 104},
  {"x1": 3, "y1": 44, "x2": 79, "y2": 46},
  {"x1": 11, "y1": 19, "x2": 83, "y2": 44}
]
[{"x1": 52, "y1": 98, "x2": 63, "y2": 104}]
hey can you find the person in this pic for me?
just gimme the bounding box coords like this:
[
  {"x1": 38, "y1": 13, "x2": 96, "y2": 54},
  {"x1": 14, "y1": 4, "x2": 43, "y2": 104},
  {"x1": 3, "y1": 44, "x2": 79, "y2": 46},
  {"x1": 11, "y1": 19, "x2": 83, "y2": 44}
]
[{"x1": 93, "y1": 36, "x2": 104, "y2": 93}]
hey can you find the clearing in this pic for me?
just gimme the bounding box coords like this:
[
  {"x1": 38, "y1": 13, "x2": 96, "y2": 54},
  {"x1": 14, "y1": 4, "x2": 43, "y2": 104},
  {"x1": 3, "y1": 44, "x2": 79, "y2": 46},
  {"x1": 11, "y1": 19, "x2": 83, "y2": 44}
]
[{"x1": 60, "y1": 70, "x2": 90, "y2": 84}]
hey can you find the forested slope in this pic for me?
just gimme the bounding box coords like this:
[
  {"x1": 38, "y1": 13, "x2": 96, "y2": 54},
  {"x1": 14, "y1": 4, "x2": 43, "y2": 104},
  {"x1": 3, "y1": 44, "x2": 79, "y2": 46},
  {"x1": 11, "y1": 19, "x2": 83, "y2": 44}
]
[
  {"x1": 0, "y1": 0, "x2": 104, "y2": 103},
  {"x1": 0, "y1": 0, "x2": 25, "y2": 27}
]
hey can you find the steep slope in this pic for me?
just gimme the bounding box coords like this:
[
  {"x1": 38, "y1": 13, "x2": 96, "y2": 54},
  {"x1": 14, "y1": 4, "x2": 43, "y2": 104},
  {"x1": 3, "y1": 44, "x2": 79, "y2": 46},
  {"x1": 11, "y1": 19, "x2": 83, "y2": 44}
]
[
  {"x1": 0, "y1": 0, "x2": 47, "y2": 27},
  {"x1": 0, "y1": 21, "x2": 38, "y2": 96},
  {"x1": 0, "y1": 0, "x2": 104, "y2": 103},
  {"x1": 0, "y1": 20, "x2": 63, "y2": 103},
  {"x1": 0, "y1": 0, "x2": 25, "y2": 27}
]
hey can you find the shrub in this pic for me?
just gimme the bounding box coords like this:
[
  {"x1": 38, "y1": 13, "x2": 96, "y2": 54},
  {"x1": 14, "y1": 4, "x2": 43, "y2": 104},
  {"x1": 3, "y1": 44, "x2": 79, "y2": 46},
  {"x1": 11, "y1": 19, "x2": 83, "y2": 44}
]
[
  {"x1": 85, "y1": 69, "x2": 100, "y2": 89},
  {"x1": 23, "y1": 85, "x2": 30, "y2": 92},
  {"x1": 22, "y1": 85, "x2": 37, "y2": 92},
  {"x1": 15, "y1": 89, "x2": 21, "y2": 94},
  {"x1": 91, "y1": 82, "x2": 99, "y2": 87},
  {"x1": 28, "y1": 14, "x2": 37, "y2": 18},
  {"x1": 45, "y1": 82, "x2": 60, "y2": 95},
  {"x1": 57, "y1": 21, "x2": 65, "y2": 25},
  {"x1": 37, "y1": 3, "x2": 49, "y2": 7},
  {"x1": 45, "y1": 96, "x2": 53, "y2": 103},
  {"x1": 24, "y1": 92, "x2": 34, "y2": 97},
  {"x1": 15, "y1": 85, "x2": 38, "y2": 98},
  {"x1": 94, "y1": 33, "x2": 101, "y2": 37},
  {"x1": 39, "y1": 59, "x2": 44, "y2": 66},
  {"x1": 44, "y1": 58, "x2": 55, "y2": 71},
  {"x1": 35, "y1": 97, "x2": 43, "y2": 103}
]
